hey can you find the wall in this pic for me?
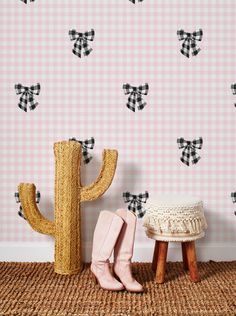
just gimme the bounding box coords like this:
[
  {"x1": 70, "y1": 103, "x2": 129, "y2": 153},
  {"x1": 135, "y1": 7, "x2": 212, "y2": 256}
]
[{"x1": 0, "y1": 0, "x2": 236, "y2": 262}]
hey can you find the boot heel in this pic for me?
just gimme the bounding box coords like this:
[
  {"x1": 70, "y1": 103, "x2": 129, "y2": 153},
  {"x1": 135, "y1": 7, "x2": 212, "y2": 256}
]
[
  {"x1": 113, "y1": 270, "x2": 121, "y2": 282},
  {"x1": 91, "y1": 273, "x2": 98, "y2": 284}
]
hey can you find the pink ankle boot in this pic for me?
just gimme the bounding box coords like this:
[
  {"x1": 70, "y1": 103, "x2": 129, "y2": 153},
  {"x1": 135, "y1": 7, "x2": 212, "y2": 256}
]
[
  {"x1": 91, "y1": 210, "x2": 125, "y2": 291},
  {"x1": 113, "y1": 209, "x2": 144, "y2": 292}
]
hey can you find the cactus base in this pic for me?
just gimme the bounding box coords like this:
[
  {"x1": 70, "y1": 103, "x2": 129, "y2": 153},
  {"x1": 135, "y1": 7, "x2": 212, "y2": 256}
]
[{"x1": 54, "y1": 266, "x2": 83, "y2": 275}]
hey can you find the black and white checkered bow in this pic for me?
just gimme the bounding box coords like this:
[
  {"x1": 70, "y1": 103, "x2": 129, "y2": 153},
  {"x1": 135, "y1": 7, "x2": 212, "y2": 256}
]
[
  {"x1": 20, "y1": 0, "x2": 35, "y2": 3},
  {"x1": 231, "y1": 84, "x2": 236, "y2": 95},
  {"x1": 123, "y1": 83, "x2": 149, "y2": 112},
  {"x1": 15, "y1": 191, "x2": 40, "y2": 220},
  {"x1": 15, "y1": 83, "x2": 40, "y2": 112},
  {"x1": 69, "y1": 137, "x2": 95, "y2": 164},
  {"x1": 231, "y1": 192, "x2": 236, "y2": 203},
  {"x1": 177, "y1": 137, "x2": 203, "y2": 166},
  {"x1": 177, "y1": 29, "x2": 203, "y2": 58},
  {"x1": 123, "y1": 191, "x2": 149, "y2": 218},
  {"x1": 231, "y1": 192, "x2": 236, "y2": 215},
  {"x1": 231, "y1": 83, "x2": 236, "y2": 106},
  {"x1": 129, "y1": 0, "x2": 144, "y2": 3},
  {"x1": 69, "y1": 29, "x2": 95, "y2": 58}
]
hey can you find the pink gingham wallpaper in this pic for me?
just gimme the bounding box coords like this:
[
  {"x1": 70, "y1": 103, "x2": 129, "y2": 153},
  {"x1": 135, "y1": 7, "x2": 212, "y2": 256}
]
[{"x1": 0, "y1": 0, "x2": 236, "y2": 245}]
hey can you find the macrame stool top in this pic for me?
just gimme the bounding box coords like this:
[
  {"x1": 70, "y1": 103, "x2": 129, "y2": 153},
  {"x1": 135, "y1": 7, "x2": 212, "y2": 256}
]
[{"x1": 143, "y1": 195, "x2": 207, "y2": 242}]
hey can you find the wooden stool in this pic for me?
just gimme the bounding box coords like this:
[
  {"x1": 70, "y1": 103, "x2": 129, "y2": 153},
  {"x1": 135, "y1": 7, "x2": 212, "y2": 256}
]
[
  {"x1": 143, "y1": 195, "x2": 207, "y2": 284},
  {"x1": 152, "y1": 240, "x2": 200, "y2": 283}
]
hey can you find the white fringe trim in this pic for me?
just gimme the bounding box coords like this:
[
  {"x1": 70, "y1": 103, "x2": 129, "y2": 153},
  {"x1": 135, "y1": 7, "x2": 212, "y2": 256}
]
[
  {"x1": 145, "y1": 230, "x2": 205, "y2": 242},
  {"x1": 143, "y1": 216, "x2": 207, "y2": 236}
]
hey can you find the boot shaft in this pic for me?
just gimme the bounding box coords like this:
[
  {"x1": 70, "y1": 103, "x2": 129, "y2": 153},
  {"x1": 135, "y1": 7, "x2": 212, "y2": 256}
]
[
  {"x1": 114, "y1": 209, "x2": 137, "y2": 262},
  {"x1": 92, "y1": 210, "x2": 124, "y2": 262}
]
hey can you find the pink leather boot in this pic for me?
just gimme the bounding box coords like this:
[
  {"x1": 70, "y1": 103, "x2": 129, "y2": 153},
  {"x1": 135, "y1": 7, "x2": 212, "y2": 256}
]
[
  {"x1": 113, "y1": 209, "x2": 144, "y2": 292},
  {"x1": 91, "y1": 210, "x2": 125, "y2": 291}
]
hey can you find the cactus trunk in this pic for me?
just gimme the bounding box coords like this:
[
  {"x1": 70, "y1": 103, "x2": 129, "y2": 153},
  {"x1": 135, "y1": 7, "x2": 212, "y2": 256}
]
[
  {"x1": 18, "y1": 140, "x2": 118, "y2": 275},
  {"x1": 54, "y1": 141, "x2": 82, "y2": 274}
]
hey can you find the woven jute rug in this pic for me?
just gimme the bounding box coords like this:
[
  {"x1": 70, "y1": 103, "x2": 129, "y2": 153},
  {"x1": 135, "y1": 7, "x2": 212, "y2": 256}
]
[{"x1": 0, "y1": 262, "x2": 235, "y2": 316}]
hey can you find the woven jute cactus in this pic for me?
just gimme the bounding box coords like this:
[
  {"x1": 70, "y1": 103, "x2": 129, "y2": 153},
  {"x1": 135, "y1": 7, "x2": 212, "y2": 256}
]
[{"x1": 18, "y1": 140, "x2": 118, "y2": 275}]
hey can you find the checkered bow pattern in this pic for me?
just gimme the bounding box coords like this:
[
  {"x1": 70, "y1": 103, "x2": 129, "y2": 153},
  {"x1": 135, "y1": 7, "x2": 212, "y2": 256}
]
[
  {"x1": 231, "y1": 192, "x2": 236, "y2": 203},
  {"x1": 20, "y1": 0, "x2": 35, "y2": 3},
  {"x1": 231, "y1": 84, "x2": 236, "y2": 95},
  {"x1": 15, "y1": 191, "x2": 40, "y2": 220},
  {"x1": 123, "y1": 191, "x2": 149, "y2": 218},
  {"x1": 15, "y1": 83, "x2": 40, "y2": 112},
  {"x1": 69, "y1": 137, "x2": 95, "y2": 164},
  {"x1": 231, "y1": 84, "x2": 236, "y2": 106},
  {"x1": 177, "y1": 29, "x2": 203, "y2": 58},
  {"x1": 177, "y1": 137, "x2": 203, "y2": 166},
  {"x1": 123, "y1": 83, "x2": 149, "y2": 112},
  {"x1": 129, "y1": 0, "x2": 144, "y2": 3},
  {"x1": 69, "y1": 29, "x2": 95, "y2": 58},
  {"x1": 231, "y1": 192, "x2": 236, "y2": 215}
]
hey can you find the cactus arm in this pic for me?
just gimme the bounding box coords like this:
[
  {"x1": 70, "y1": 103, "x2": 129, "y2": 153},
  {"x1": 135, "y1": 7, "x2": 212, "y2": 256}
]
[
  {"x1": 18, "y1": 183, "x2": 55, "y2": 236},
  {"x1": 81, "y1": 149, "x2": 118, "y2": 201}
]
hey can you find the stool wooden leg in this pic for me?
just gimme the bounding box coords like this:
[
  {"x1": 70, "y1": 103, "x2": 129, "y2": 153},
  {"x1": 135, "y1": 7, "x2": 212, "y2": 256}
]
[
  {"x1": 185, "y1": 241, "x2": 200, "y2": 282},
  {"x1": 156, "y1": 241, "x2": 168, "y2": 284},
  {"x1": 152, "y1": 241, "x2": 159, "y2": 272},
  {"x1": 181, "y1": 242, "x2": 188, "y2": 270}
]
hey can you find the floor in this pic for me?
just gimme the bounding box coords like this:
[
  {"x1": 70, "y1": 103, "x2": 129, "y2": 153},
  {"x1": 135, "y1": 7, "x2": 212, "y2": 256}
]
[{"x1": 0, "y1": 261, "x2": 235, "y2": 316}]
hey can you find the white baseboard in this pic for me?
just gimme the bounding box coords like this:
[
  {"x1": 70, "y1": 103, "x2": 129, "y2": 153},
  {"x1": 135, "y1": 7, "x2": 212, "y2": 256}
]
[{"x1": 0, "y1": 241, "x2": 235, "y2": 262}]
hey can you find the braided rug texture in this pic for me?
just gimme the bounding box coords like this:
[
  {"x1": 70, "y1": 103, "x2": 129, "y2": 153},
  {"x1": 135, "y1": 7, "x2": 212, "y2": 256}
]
[{"x1": 0, "y1": 262, "x2": 235, "y2": 316}]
